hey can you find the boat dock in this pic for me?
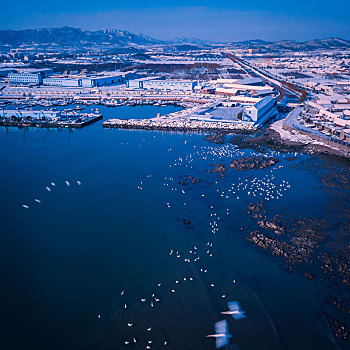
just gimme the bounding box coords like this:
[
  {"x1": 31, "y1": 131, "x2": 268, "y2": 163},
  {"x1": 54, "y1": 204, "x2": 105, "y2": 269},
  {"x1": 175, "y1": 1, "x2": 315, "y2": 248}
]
[{"x1": 0, "y1": 109, "x2": 102, "y2": 128}]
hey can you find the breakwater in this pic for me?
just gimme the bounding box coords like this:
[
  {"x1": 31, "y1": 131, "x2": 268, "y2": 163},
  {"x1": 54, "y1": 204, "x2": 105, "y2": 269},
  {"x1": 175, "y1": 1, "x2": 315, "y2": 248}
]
[{"x1": 103, "y1": 118, "x2": 255, "y2": 132}]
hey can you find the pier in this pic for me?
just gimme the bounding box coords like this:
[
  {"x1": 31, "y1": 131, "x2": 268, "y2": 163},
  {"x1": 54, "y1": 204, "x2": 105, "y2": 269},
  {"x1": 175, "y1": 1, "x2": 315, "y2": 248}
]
[{"x1": 0, "y1": 110, "x2": 102, "y2": 128}]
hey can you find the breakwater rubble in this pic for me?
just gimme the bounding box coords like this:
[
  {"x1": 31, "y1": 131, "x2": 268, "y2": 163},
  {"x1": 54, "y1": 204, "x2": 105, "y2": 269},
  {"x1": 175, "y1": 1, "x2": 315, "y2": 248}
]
[{"x1": 103, "y1": 118, "x2": 255, "y2": 132}]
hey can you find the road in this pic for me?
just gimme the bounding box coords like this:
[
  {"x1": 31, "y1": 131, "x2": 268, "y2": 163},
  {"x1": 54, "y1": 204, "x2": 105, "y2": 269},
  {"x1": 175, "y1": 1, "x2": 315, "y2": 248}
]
[{"x1": 226, "y1": 53, "x2": 306, "y2": 103}]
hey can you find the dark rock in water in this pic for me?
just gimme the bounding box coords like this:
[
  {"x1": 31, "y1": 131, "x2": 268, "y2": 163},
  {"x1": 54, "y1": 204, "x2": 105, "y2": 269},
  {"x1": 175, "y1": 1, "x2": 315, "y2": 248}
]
[
  {"x1": 207, "y1": 163, "x2": 227, "y2": 177},
  {"x1": 204, "y1": 133, "x2": 228, "y2": 144},
  {"x1": 321, "y1": 253, "x2": 350, "y2": 286},
  {"x1": 247, "y1": 230, "x2": 316, "y2": 265},
  {"x1": 188, "y1": 176, "x2": 200, "y2": 184},
  {"x1": 230, "y1": 157, "x2": 279, "y2": 171},
  {"x1": 290, "y1": 236, "x2": 317, "y2": 249},
  {"x1": 257, "y1": 219, "x2": 285, "y2": 235},
  {"x1": 248, "y1": 202, "x2": 265, "y2": 213},
  {"x1": 286, "y1": 156, "x2": 297, "y2": 161},
  {"x1": 304, "y1": 272, "x2": 316, "y2": 280},
  {"x1": 183, "y1": 219, "x2": 191, "y2": 225},
  {"x1": 329, "y1": 298, "x2": 350, "y2": 315},
  {"x1": 230, "y1": 128, "x2": 305, "y2": 154},
  {"x1": 326, "y1": 316, "x2": 349, "y2": 341},
  {"x1": 179, "y1": 175, "x2": 201, "y2": 186},
  {"x1": 251, "y1": 213, "x2": 265, "y2": 220}
]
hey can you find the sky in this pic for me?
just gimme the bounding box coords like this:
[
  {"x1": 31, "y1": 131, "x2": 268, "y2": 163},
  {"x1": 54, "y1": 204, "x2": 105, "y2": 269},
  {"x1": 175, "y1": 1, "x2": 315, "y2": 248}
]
[{"x1": 2, "y1": 0, "x2": 350, "y2": 41}]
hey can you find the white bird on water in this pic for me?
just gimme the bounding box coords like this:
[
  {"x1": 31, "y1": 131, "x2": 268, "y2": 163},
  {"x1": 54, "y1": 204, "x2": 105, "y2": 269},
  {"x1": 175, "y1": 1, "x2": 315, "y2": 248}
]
[
  {"x1": 45, "y1": 187, "x2": 51, "y2": 192},
  {"x1": 65, "y1": 181, "x2": 70, "y2": 186},
  {"x1": 34, "y1": 199, "x2": 41, "y2": 203},
  {"x1": 22, "y1": 205, "x2": 29, "y2": 209},
  {"x1": 77, "y1": 180, "x2": 81, "y2": 185}
]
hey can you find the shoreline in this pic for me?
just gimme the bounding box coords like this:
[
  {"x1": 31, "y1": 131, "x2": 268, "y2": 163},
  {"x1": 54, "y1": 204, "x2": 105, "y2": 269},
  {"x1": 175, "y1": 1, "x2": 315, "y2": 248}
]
[{"x1": 270, "y1": 119, "x2": 350, "y2": 159}]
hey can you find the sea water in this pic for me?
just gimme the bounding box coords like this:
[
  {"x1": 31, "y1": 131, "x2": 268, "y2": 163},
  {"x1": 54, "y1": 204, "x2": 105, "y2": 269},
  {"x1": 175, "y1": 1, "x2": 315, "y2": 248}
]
[{"x1": 0, "y1": 105, "x2": 344, "y2": 349}]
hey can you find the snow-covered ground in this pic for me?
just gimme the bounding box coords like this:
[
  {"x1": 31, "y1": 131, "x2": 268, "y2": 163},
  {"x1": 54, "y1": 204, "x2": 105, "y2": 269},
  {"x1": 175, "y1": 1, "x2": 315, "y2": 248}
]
[{"x1": 271, "y1": 119, "x2": 341, "y2": 152}]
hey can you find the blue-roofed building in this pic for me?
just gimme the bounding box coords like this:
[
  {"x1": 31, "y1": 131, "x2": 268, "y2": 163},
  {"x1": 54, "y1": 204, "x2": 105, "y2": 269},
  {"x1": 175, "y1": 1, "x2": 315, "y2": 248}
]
[{"x1": 239, "y1": 77, "x2": 264, "y2": 86}]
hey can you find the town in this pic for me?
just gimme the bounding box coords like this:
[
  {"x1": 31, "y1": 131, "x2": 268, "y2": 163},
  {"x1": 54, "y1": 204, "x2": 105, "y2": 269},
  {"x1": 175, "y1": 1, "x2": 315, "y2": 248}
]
[{"x1": 1, "y1": 28, "x2": 350, "y2": 156}]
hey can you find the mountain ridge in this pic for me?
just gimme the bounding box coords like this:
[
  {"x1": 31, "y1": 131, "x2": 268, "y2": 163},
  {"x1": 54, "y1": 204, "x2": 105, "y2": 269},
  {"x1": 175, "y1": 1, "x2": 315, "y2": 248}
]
[{"x1": 0, "y1": 27, "x2": 349, "y2": 51}]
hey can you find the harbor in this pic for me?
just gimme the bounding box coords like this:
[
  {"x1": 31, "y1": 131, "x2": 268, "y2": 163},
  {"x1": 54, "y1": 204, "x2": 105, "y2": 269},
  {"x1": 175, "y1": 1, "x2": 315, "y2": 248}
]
[
  {"x1": 1, "y1": 20, "x2": 350, "y2": 349},
  {"x1": 0, "y1": 109, "x2": 103, "y2": 128}
]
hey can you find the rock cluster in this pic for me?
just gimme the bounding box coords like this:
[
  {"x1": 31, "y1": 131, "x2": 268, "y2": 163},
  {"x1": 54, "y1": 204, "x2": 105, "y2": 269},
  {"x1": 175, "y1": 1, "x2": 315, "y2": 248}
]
[
  {"x1": 247, "y1": 231, "x2": 310, "y2": 263},
  {"x1": 204, "y1": 133, "x2": 228, "y2": 144},
  {"x1": 321, "y1": 253, "x2": 350, "y2": 286},
  {"x1": 229, "y1": 157, "x2": 279, "y2": 171},
  {"x1": 179, "y1": 175, "x2": 201, "y2": 186},
  {"x1": 257, "y1": 219, "x2": 285, "y2": 235},
  {"x1": 206, "y1": 163, "x2": 227, "y2": 177},
  {"x1": 247, "y1": 203, "x2": 323, "y2": 265},
  {"x1": 326, "y1": 317, "x2": 349, "y2": 341}
]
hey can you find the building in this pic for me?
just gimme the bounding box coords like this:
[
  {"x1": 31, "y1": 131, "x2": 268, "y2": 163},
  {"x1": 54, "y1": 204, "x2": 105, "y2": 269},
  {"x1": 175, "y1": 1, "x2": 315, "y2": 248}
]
[
  {"x1": 43, "y1": 78, "x2": 81, "y2": 87},
  {"x1": 239, "y1": 78, "x2": 264, "y2": 86},
  {"x1": 243, "y1": 96, "x2": 276, "y2": 122},
  {"x1": 8, "y1": 69, "x2": 53, "y2": 84},
  {"x1": 127, "y1": 79, "x2": 197, "y2": 91},
  {"x1": 43, "y1": 73, "x2": 123, "y2": 88},
  {"x1": 126, "y1": 77, "x2": 156, "y2": 89},
  {"x1": 81, "y1": 74, "x2": 123, "y2": 87}
]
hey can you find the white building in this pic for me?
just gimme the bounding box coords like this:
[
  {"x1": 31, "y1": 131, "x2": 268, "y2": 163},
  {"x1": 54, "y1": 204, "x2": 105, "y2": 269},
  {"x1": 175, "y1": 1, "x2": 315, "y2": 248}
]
[
  {"x1": 127, "y1": 79, "x2": 197, "y2": 91},
  {"x1": 243, "y1": 96, "x2": 276, "y2": 122},
  {"x1": 43, "y1": 78, "x2": 81, "y2": 87},
  {"x1": 43, "y1": 73, "x2": 123, "y2": 88},
  {"x1": 81, "y1": 74, "x2": 123, "y2": 87},
  {"x1": 8, "y1": 69, "x2": 53, "y2": 84},
  {"x1": 126, "y1": 77, "x2": 157, "y2": 89}
]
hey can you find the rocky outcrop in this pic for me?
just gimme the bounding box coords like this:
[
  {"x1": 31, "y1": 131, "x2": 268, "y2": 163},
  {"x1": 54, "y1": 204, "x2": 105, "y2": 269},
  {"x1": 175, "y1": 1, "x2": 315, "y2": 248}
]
[
  {"x1": 230, "y1": 157, "x2": 279, "y2": 171},
  {"x1": 206, "y1": 163, "x2": 227, "y2": 177},
  {"x1": 257, "y1": 219, "x2": 285, "y2": 235},
  {"x1": 178, "y1": 175, "x2": 201, "y2": 186}
]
